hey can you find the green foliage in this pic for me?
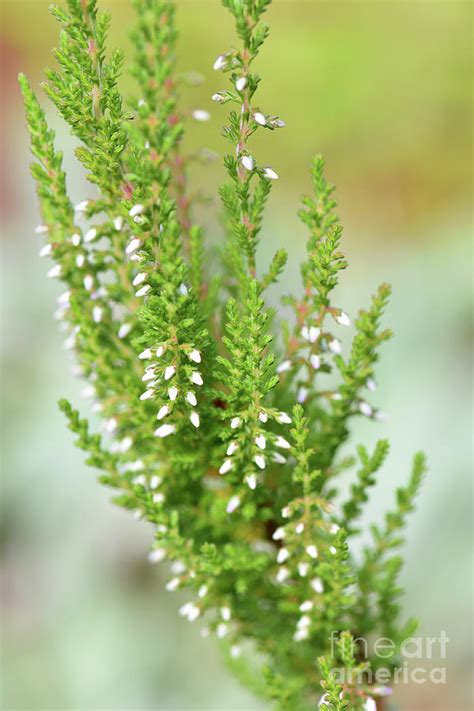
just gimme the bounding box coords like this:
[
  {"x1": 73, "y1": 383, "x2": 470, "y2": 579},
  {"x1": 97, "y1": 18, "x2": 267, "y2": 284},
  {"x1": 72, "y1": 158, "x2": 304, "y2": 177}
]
[{"x1": 21, "y1": 1, "x2": 426, "y2": 709}]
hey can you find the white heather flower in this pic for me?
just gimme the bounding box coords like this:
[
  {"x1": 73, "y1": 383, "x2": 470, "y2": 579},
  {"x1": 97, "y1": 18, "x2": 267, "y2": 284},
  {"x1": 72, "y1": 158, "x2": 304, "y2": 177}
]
[
  {"x1": 299, "y1": 600, "x2": 313, "y2": 612},
  {"x1": 71, "y1": 233, "x2": 81, "y2": 246},
  {"x1": 216, "y1": 623, "x2": 228, "y2": 638},
  {"x1": 188, "y1": 349, "x2": 201, "y2": 363},
  {"x1": 191, "y1": 371, "x2": 203, "y2": 386},
  {"x1": 76, "y1": 254, "x2": 85, "y2": 268},
  {"x1": 170, "y1": 561, "x2": 186, "y2": 575},
  {"x1": 230, "y1": 645, "x2": 241, "y2": 659},
  {"x1": 311, "y1": 577, "x2": 324, "y2": 594},
  {"x1": 190, "y1": 411, "x2": 200, "y2": 428},
  {"x1": 253, "y1": 112, "x2": 266, "y2": 126},
  {"x1": 113, "y1": 216, "x2": 124, "y2": 231},
  {"x1": 148, "y1": 548, "x2": 166, "y2": 563},
  {"x1": 92, "y1": 305, "x2": 103, "y2": 323},
  {"x1": 298, "y1": 562, "x2": 309, "y2": 577},
  {"x1": 166, "y1": 577, "x2": 180, "y2": 591},
  {"x1": 275, "y1": 436, "x2": 291, "y2": 450},
  {"x1": 104, "y1": 417, "x2": 118, "y2": 434},
  {"x1": 241, "y1": 155, "x2": 254, "y2": 171},
  {"x1": 295, "y1": 523, "x2": 305, "y2": 534},
  {"x1": 47, "y1": 264, "x2": 62, "y2": 278},
  {"x1": 276, "y1": 566, "x2": 290, "y2": 583},
  {"x1": 309, "y1": 326, "x2": 321, "y2": 343},
  {"x1": 277, "y1": 548, "x2": 290, "y2": 564},
  {"x1": 139, "y1": 389, "x2": 154, "y2": 403},
  {"x1": 132, "y1": 272, "x2": 147, "y2": 287},
  {"x1": 363, "y1": 699, "x2": 377, "y2": 711},
  {"x1": 154, "y1": 423, "x2": 176, "y2": 438},
  {"x1": 135, "y1": 284, "x2": 151, "y2": 297},
  {"x1": 258, "y1": 411, "x2": 268, "y2": 423},
  {"x1": 310, "y1": 354, "x2": 321, "y2": 369},
  {"x1": 219, "y1": 459, "x2": 233, "y2": 475},
  {"x1": 235, "y1": 76, "x2": 247, "y2": 91},
  {"x1": 164, "y1": 365, "x2": 176, "y2": 381},
  {"x1": 39, "y1": 243, "x2": 52, "y2": 257},
  {"x1": 57, "y1": 291, "x2": 71, "y2": 306},
  {"x1": 221, "y1": 606, "x2": 231, "y2": 621},
  {"x1": 226, "y1": 441, "x2": 238, "y2": 456},
  {"x1": 254, "y1": 454, "x2": 266, "y2": 470},
  {"x1": 84, "y1": 227, "x2": 97, "y2": 243},
  {"x1": 226, "y1": 495, "x2": 240, "y2": 513},
  {"x1": 230, "y1": 417, "x2": 241, "y2": 429},
  {"x1": 263, "y1": 166, "x2": 278, "y2": 180},
  {"x1": 81, "y1": 384, "x2": 95, "y2": 399},
  {"x1": 156, "y1": 345, "x2": 165, "y2": 358},
  {"x1": 306, "y1": 544, "x2": 318, "y2": 559},
  {"x1": 329, "y1": 338, "x2": 342, "y2": 355},
  {"x1": 272, "y1": 451, "x2": 287, "y2": 463},
  {"x1": 246, "y1": 473, "x2": 258, "y2": 490},
  {"x1": 198, "y1": 585, "x2": 208, "y2": 598},
  {"x1": 139, "y1": 348, "x2": 152, "y2": 360},
  {"x1": 129, "y1": 204, "x2": 145, "y2": 217},
  {"x1": 336, "y1": 310, "x2": 351, "y2": 327},
  {"x1": 318, "y1": 694, "x2": 330, "y2": 707},
  {"x1": 74, "y1": 199, "x2": 89, "y2": 214},
  {"x1": 35, "y1": 224, "x2": 48, "y2": 234},
  {"x1": 276, "y1": 411, "x2": 292, "y2": 424},
  {"x1": 168, "y1": 386, "x2": 178, "y2": 401},
  {"x1": 178, "y1": 282, "x2": 188, "y2": 296},
  {"x1": 366, "y1": 377, "x2": 377, "y2": 392},
  {"x1": 192, "y1": 109, "x2": 210, "y2": 122},
  {"x1": 301, "y1": 325, "x2": 310, "y2": 341},
  {"x1": 150, "y1": 475, "x2": 162, "y2": 489},
  {"x1": 213, "y1": 53, "x2": 229, "y2": 71},
  {"x1": 271, "y1": 118, "x2": 286, "y2": 128},
  {"x1": 186, "y1": 391, "x2": 197, "y2": 407},
  {"x1": 272, "y1": 527, "x2": 286, "y2": 541},
  {"x1": 297, "y1": 386, "x2": 308, "y2": 403},
  {"x1": 297, "y1": 615, "x2": 311, "y2": 629},
  {"x1": 118, "y1": 323, "x2": 132, "y2": 339},
  {"x1": 276, "y1": 359, "x2": 291, "y2": 373},
  {"x1": 157, "y1": 405, "x2": 170, "y2": 420},
  {"x1": 281, "y1": 506, "x2": 290, "y2": 519},
  {"x1": 125, "y1": 237, "x2": 141, "y2": 255},
  {"x1": 293, "y1": 627, "x2": 309, "y2": 642},
  {"x1": 330, "y1": 523, "x2": 340, "y2": 534},
  {"x1": 331, "y1": 392, "x2": 342, "y2": 401},
  {"x1": 211, "y1": 92, "x2": 225, "y2": 102},
  {"x1": 255, "y1": 434, "x2": 266, "y2": 450},
  {"x1": 359, "y1": 401, "x2": 373, "y2": 417},
  {"x1": 142, "y1": 369, "x2": 156, "y2": 382}
]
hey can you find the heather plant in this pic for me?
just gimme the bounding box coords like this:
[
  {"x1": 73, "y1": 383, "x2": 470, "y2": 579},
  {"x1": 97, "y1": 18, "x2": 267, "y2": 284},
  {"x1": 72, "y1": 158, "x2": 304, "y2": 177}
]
[{"x1": 20, "y1": 1, "x2": 426, "y2": 709}]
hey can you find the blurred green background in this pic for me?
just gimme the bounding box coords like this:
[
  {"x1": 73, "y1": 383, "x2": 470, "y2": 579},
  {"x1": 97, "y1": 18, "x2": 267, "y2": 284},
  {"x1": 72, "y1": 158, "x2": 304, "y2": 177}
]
[{"x1": 1, "y1": 0, "x2": 472, "y2": 709}]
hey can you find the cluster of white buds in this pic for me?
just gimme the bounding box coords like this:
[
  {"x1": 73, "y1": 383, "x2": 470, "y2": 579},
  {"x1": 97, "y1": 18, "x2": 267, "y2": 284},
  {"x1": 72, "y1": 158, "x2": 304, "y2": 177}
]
[
  {"x1": 137, "y1": 345, "x2": 204, "y2": 437},
  {"x1": 218, "y1": 409, "x2": 292, "y2": 485}
]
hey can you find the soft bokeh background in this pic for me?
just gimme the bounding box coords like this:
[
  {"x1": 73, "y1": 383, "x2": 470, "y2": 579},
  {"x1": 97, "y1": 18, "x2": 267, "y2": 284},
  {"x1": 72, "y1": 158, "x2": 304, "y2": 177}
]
[{"x1": 1, "y1": 0, "x2": 472, "y2": 709}]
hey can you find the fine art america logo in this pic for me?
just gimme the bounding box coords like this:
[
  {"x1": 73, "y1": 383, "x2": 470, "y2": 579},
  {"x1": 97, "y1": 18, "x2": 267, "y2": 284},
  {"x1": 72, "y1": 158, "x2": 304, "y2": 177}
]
[{"x1": 328, "y1": 631, "x2": 449, "y2": 686}]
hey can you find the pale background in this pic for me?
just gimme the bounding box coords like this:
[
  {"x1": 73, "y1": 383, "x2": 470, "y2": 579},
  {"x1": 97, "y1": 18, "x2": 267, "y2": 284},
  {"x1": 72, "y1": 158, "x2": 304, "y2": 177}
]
[{"x1": 1, "y1": 1, "x2": 472, "y2": 710}]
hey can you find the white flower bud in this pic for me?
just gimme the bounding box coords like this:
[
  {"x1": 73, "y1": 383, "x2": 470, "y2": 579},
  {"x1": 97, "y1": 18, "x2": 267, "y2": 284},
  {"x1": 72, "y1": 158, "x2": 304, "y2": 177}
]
[
  {"x1": 113, "y1": 216, "x2": 124, "y2": 231},
  {"x1": 76, "y1": 254, "x2": 85, "y2": 267},
  {"x1": 306, "y1": 544, "x2": 318, "y2": 559},
  {"x1": 366, "y1": 377, "x2": 377, "y2": 392},
  {"x1": 164, "y1": 365, "x2": 176, "y2": 381},
  {"x1": 336, "y1": 311, "x2": 351, "y2": 327},
  {"x1": 253, "y1": 112, "x2": 266, "y2": 126},
  {"x1": 190, "y1": 411, "x2": 200, "y2": 428},
  {"x1": 192, "y1": 109, "x2": 210, "y2": 122},
  {"x1": 299, "y1": 600, "x2": 313, "y2": 612},
  {"x1": 156, "y1": 345, "x2": 165, "y2": 358},
  {"x1": 84, "y1": 228, "x2": 97, "y2": 243},
  {"x1": 39, "y1": 243, "x2": 52, "y2": 257},
  {"x1": 191, "y1": 371, "x2": 203, "y2": 385},
  {"x1": 139, "y1": 348, "x2": 152, "y2": 360},
  {"x1": 281, "y1": 507, "x2": 290, "y2": 519},
  {"x1": 92, "y1": 305, "x2": 103, "y2": 323},
  {"x1": 230, "y1": 645, "x2": 241, "y2": 658},
  {"x1": 275, "y1": 436, "x2": 291, "y2": 450},
  {"x1": 219, "y1": 459, "x2": 233, "y2": 475},
  {"x1": 186, "y1": 391, "x2": 197, "y2": 407},
  {"x1": 166, "y1": 577, "x2": 180, "y2": 591},
  {"x1": 154, "y1": 423, "x2": 176, "y2": 438},
  {"x1": 47, "y1": 264, "x2": 62, "y2": 278},
  {"x1": 311, "y1": 577, "x2": 324, "y2": 594},
  {"x1": 230, "y1": 417, "x2": 241, "y2": 429},
  {"x1": 246, "y1": 473, "x2": 258, "y2": 490},
  {"x1": 226, "y1": 495, "x2": 240, "y2": 513},
  {"x1": 198, "y1": 585, "x2": 208, "y2": 598},
  {"x1": 277, "y1": 548, "x2": 289, "y2": 564},
  {"x1": 125, "y1": 237, "x2": 141, "y2": 255},
  {"x1": 168, "y1": 386, "x2": 178, "y2": 401},
  {"x1": 329, "y1": 338, "x2": 342, "y2": 355},
  {"x1": 293, "y1": 627, "x2": 309, "y2": 642},
  {"x1": 297, "y1": 615, "x2": 311, "y2": 629},
  {"x1": 241, "y1": 155, "x2": 254, "y2": 171},
  {"x1": 297, "y1": 386, "x2": 308, "y2": 403},
  {"x1": 157, "y1": 405, "x2": 170, "y2": 420},
  {"x1": 262, "y1": 166, "x2": 278, "y2": 180},
  {"x1": 189, "y1": 349, "x2": 201, "y2": 363},
  {"x1": 254, "y1": 454, "x2": 266, "y2": 470},
  {"x1": 359, "y1": 401, "x2": 373, "y2": 417},
  {"x1": 295, "y1": 523, "x2": 304, "y2": 534},
  {"x1": 129, "y1": 204, "x2": 144, "y2": 217},
  {"x1": 276, "y1": 411, "x2": 292, "y2": 424},
  {"x1": 298, "y1": 562, "x2": 309, "y2": 577},
  {"x1": 277, "y1": 359, "x2": 291, "y2": 373},
  {"x1": 272, "y1": 527, "x2": 285, "y2": 540},
  {"x1": 213, "y1": 53, "x2": 229, "y2": 71},
  {"x1": 74, "y1": 199, "x2": 89, "y2": 214},
  {"x1": 276, "y1": 566, "x2": 290, "y2": 583},
  {"x1": 211, "y1": 92, "x2": 226, "y2": 102},
  {"x1": 148, "y1": 548, "x2": 166, "y2": 564},
  {"x1": 35, "y1": 224, "x2": 48, "y2": 234},
  {"x1": 226, "y1": 441, "x2": 238, "y2": 456},
  {"x1": 363, "y1": 699, "x2": 377, "y2": 711},
  {"x1": 118, "y1": 323, "x2": 132, "y2": 339},
  {"x1": 216, "y1": 623, "x2": 228, "y2": 638},
  {"x1": 310, "y1": 354, "x2": 321, "y2": 369},
  {"x1": 258, "y1": 411, "x2": 268, "y2": 423},
  {"x1": 132, "y1": 272, "x2": 147, "y2": 287},
  {"x1": 255, "y1": 434, "x2": 266, "y2": 450},
  {"x1": 140, "y1": 388, "x2": 155, "y2": 401},
  {"x1": 235, "y1": 77, "x2": 247, "y2": 91},
  {"x1": 221, "y1": 606, "x2": 231, "y2": 621},
  {"x1": 135, "y1": 284, "x2": 151, "y2": 297},
  {"x1": 150, "y1": 475, "x2": 162, "y2": 489}
]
